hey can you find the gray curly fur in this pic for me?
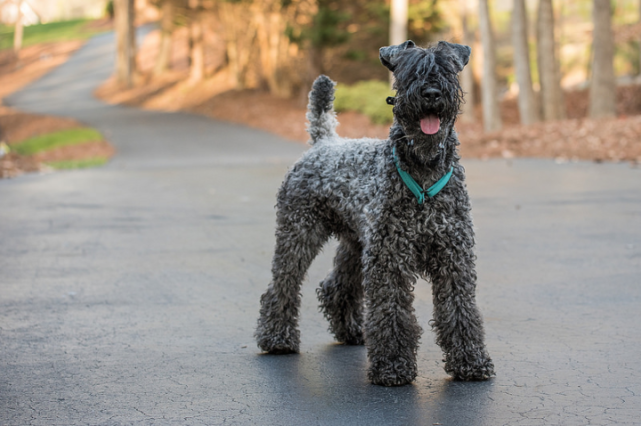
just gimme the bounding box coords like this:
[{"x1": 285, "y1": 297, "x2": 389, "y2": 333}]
[
  {"x1": 306, "y1": 75, "x2": 338, "y2": 144},
  {"x1": 255, "y1": 40, "x2": 495, "y2": 386}
]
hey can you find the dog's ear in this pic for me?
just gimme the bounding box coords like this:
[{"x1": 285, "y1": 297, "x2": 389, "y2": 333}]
[
  {"x1": 437, "y1": 41, "x2": 471, "y2": 72},
  {"x1": 379, "y1": 40, "x2": 416, "y2": 72}
]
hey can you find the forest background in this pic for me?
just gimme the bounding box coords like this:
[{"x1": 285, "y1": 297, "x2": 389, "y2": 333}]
[{"x1": 2, "y1": 0, "x2": 641, "y2": 165}]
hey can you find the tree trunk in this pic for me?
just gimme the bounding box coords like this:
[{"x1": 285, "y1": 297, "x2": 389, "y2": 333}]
[
  {"x1": 255, "y1": 2, "x2": 284, "y2": 95},
  {"x1": 14, "y1": 0, "x2": 24, "y2": 53},
  {"x1": 459, "y1": 0, "x2": 475, "y2": 123},
  {"x1": 536, "y1": 0, "x2": 565, "y2": 120},
  {"x1": 389, "y1": 0, "x2": 408, "y2": 87},
  {"x1": 188, "y1": 0, "x2": 205, "y2": 83},
  {"x1": 589, "y1": 0, "x2": 616, "y2": 118},
  {"x1": 638, "y1": 0, "x2": 641, "y2": 77},
  {"x1": 153, "y1": 0, "x2": 174, "y2": 76},
  {"x1": 478, "y1": 0, "x2": 502, "y2": 132},
  {"x1": 219, "y1": 1, "x2": 257, "y2": 89},
  {"x1": 512, "y1": 0, "x2": 538, "y2": 124},
  {"x1": 114, "y1": 0, "x2": 136, "y2": 88}
]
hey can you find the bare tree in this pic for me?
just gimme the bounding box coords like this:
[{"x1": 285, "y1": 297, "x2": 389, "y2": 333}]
[
  {"x1": 14, "y1": 0, "x2": 24, "y2": 53},
  {"x1": 459, "y1": 0, "x2": 475, "y2": 123},
  {"x1": 478, "y1": 0, "x2": 502, "y2": 131},
  {"x1": 536, "y1": 0, "x2": 565, "y2": 120},
  {"x1": 153, "y1": 0, "x2": 174, "y2": 76},
  {"x1": 114, "y1": 0, "x2": 136, "y2": 88},
  {"x1": 254, "y1": 0, "x2": 300, "y2": 97},
  {"x1": 389, "y1": 0, "x2": 408, "y2": 86},
  {"x1": 188, "y1": 0, "x2": 205, "y2": 82},
  {"x1": 512, "y1": 0, "x2": 538, "y2": 124},
  {"x1": 589, "y1": 0, "x2": 616, "y2": 118}
]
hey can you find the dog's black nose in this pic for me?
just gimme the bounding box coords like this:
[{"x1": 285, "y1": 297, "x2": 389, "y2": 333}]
[{"x1": 423, "y1": 87, "x2": 442, "y2": 103}]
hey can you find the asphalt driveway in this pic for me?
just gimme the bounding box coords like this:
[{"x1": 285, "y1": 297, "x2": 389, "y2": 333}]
[{"x1": 1, "y1": 31, "x2": 640, "y2": 425}]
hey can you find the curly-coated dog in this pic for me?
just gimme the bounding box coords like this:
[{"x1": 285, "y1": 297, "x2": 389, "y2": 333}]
[{"x1": 255, "y1": 40, "x2": 495, "y2": 386}]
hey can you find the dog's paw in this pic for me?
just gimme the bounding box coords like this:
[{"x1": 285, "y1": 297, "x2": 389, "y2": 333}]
[
  {"x1": 333, "y1": 326, "x2": 364, "y2": 346},
  {"x1": 255, "y1": 323, "x2": 300, "y2": 354},
  {"x1": 256, "y1": 337, "x2": 300, "y2": 354},
  {"x1": 368, "y1": 360, "x2": 417, "y2": 386},
  {"x1": 261, "y1": 345, "x2": 298, "y2": 355},
  {"x1": 341, "y1": 333, "x2": 364, "y2": 346},
  {"x1": 445, "y1": 352, "x2": 495, "y2": 381}
]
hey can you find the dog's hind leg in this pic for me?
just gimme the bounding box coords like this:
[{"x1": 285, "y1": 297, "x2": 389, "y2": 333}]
[
  {"x1": 317, "y1": 238, "x2": 364, "y2": 345},
  {"x1": 255, "y1": 211, "x2": 330, "y2": 354}
]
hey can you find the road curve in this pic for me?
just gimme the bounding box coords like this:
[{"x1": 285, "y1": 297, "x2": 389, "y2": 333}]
[{"x1": 6, "y1": 28, "x2": 306, "y2": 168}]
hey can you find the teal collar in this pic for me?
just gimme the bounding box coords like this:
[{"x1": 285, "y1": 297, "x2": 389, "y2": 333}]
[{"x1": 392, "y1": 146, "x2": 454, "y2": 204}]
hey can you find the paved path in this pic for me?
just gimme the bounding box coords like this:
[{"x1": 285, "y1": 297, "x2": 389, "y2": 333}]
[{"x1": 2, "y1": 32, "x2": 641, "y2": 426}]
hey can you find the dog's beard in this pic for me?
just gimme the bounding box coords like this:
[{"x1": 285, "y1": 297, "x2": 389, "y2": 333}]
[
  {"x1": 399, "y1": 117, "x2": 452, "y2": 164},
  {"x1": 394, "y1": 95, "x2": 458, "y2": 164}
]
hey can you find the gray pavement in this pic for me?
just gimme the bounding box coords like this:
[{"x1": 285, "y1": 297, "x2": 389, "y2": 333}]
[{"x1": 1, "y1": 31, "x2": 641, "y2": 426}]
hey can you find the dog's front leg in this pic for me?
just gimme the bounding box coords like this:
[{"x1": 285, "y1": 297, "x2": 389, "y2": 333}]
[
  {"x1": 362, "y1": 232, "x2": 423, "y2": 386},
  {"x1": 427, "y1": 213, "x2": 495, "y2": 381}
]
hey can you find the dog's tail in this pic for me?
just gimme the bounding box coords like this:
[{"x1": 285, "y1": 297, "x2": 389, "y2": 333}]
[{"x1": 306, "y1": 75, "x2": 338, "y2": 145}]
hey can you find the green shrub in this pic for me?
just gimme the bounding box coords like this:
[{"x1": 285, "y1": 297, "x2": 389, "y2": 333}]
[
  {"x1": 12, "y1": 128, "x2": 103, "y2": 156},
  {"x1": 334, "y1": 80, "x2": 395, "y2": 124}
]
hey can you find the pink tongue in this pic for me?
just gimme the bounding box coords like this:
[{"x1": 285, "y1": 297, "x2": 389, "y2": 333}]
[{"x1": 420, "y1": 115, "x2": 440, "y2": 135}]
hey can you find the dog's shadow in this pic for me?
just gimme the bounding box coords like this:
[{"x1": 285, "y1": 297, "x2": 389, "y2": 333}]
[{"x1": 253, "y1": 344, "x2": 495, "y2": 424}]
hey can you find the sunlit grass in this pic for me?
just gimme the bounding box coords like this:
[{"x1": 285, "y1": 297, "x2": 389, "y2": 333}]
[
  {"x1": 11, "y1": 128, "x2": 103, "y2": 156},
  {"x1": 46, "y1": 157, "x2": 109, "y2": 170},
  {"x1": 0, "y1": 19, "x2": 102, "y2": 50},
  {"x1": 334, "y1": 80, "x2": 395, "y2": 125}
]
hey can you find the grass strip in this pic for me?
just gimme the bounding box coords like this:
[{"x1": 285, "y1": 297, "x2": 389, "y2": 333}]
[
  {"x1": 12, "y1": 128, "x2": 103, "y2": 156},
  {"x1": 334, "y1": 80, "x2": 396, "y2": 125},
  {"x1": 0, "y1": 19, "x2": 101, "y2": 50},
  {"x1": 45, "y1": 157, "x2": 109, "y2": 170}
]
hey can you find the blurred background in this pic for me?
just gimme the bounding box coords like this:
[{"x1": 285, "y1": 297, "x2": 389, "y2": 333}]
[{"x1": 1, "y1": 0, "x2": 641, "y2": 167}]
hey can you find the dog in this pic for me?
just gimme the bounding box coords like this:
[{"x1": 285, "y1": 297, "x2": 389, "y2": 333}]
[{"x1": 255, "y1": 40, "x2": 494, "y2": 386}]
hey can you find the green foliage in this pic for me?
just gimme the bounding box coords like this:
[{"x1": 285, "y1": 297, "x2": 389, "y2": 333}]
[
  {"x1": 0, "y1": 19, "x2": 102, "y2": 50},
  {"x1": 615, "y1": 41, "x2": 641, "y2": 76},
  {"x1": 334, "y1": 80, "x2": 395, "y2": 124},
  {"x1": 359, "y1": 0, "x2": 443, "y2": 45},
  {"x1": 344, "y1": 49, "x2": 367, "y2": 61},
  {"x1": 407, "y1": 0, "x2": 445, "y2": 43},
  {"x1": 286, "y1": 0, "x2": 351, "y2": 49},
  {"x1": 360, "y1": 1, "x2": 389, "y2": 38},
  {"x1": 309, "y1": 4, "x2": 351, "y2": 48},
  {"x1": 105, "y1": 1, "x2": 114, "y2": 19},
  {"x1": 46, "y1": 157, "x2": 109, "y2": 170},
  {"x1": 12, "y1": 128, "x2": 103, "y2": 156}
]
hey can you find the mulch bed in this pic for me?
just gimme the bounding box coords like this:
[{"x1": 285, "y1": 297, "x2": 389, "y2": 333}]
[
  {"x1": 94, "y1": 27, "x2": 641, "y2": 165},
  {"x1": 0, "y1": 106, "x2": 114, "y2": 178},
  {"x1": 0, "y1": 34, "x2": 115, "y2": 179}
]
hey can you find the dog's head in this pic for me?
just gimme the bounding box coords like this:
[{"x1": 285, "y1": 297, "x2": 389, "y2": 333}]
[{"x1": 380, "y1": 41, "x2": 470, "y2": 161}]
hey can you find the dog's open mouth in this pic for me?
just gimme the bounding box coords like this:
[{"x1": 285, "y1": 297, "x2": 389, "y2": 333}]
[{"x1": 420, "y1": 115, "x2": 440, "y2": 135}]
